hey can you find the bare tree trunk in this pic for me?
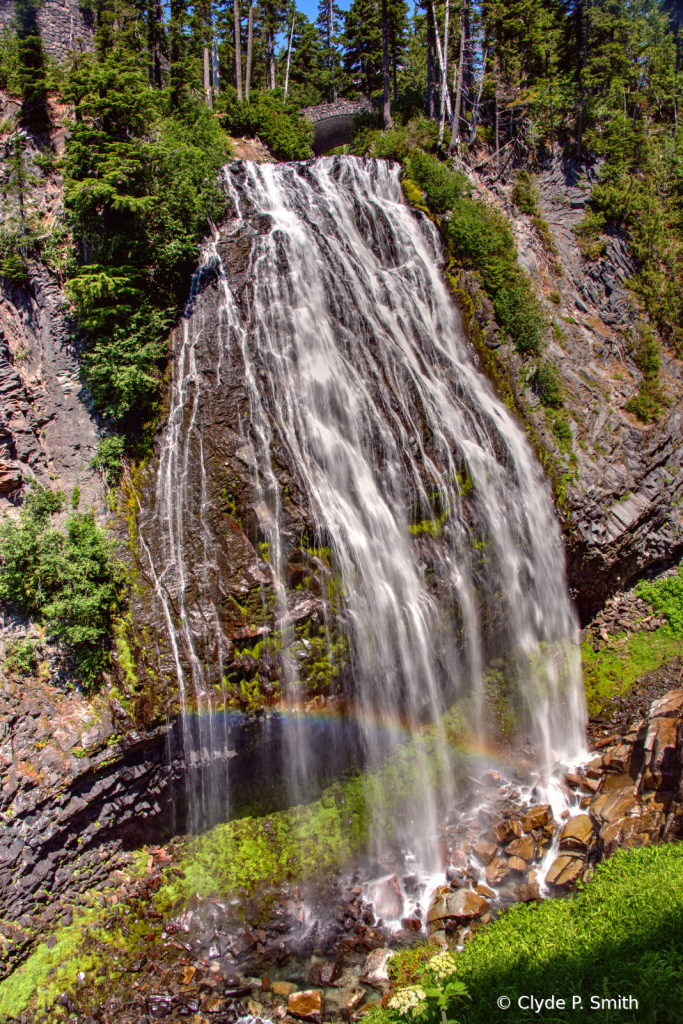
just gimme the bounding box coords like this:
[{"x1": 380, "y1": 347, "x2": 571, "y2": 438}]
[
  {"x1": 427, "y1": 6, "x2": 435, "y2": 119},
  {"x1": 329, "y1": 0, "x2": 337, "y2": 102},
  {"x1": 153, "y1": 0, "x2": 162, "y2": 88},
  {"x1": 212, "y1": 36, "x2": 220, "y2": 98},
  {"x1": 382, "y1": 0, "x2": 392, "y2": 128},
  {"x1": 204, "y1": 45, "x2": 212, "y2": 107},
  {"x1": 284, "y1": 10, "x2": 295, "y2": 103},
  {"x1": 429, "y1": 1, "x2": 452, "y2": 122},
  {"x1": 467, "y1": 44, "x2": 486, "y2": 146},
  {"x1": 450, "y1": 0, "x2": 466, "y2": 152},
  {"x1": 439, "y1": 0, "x2": 450, "y2": 145},
  {"x1": 268, "y1": 28, "x2": 275, "y2": 89},
  {"x1": 245, "y1": 0, "x2": 253, "y2": 101},
  {"x1": 234, "y1": 0, "x2": 243, "y2": 100}
]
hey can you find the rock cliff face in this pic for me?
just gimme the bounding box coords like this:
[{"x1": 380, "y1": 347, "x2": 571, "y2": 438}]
[
  {"x1": 458, "y1": 155, "x2": 683, "y2": 620},
  {"x1": 0, "y1": 0, "x2": 94, "y2": 61}
]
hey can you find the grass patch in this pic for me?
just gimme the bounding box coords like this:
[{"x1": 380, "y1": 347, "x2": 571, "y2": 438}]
[
  {"x1": 370, "y1": 844, "x2": 683, "y2": 1024},
  {"x1": 582, "y1": 626, "x2": 682, "y2": 715}
]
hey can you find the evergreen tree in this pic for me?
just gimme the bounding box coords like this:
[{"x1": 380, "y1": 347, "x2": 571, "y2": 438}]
[{"x1": 13, "y1": 0, "x2": 48, "y2": 129}]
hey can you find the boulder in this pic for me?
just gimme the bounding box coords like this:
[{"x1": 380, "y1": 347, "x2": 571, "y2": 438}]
[
  {"x1": 484, "y1": 857, "x2": 510, "y2": 885},
  {"x1": 288, "y1": 990, "x2": 323, "y2": 1023},
  {"x1": 367, "y1": 875, "x2": 404, "y2": 920},
  {"x1": 649, "y1": 690, "x2": 683, "y2": 719},
  {"x1": 513, "y1": 882, "x2": 541, "y2": 903},
  {"x1": 481, "y1": 819, "x2": 522, "y2": 845},
  {"x1": 521, "y1": 805, "x2": 551, "y2": 832},
  {"x1": 475, "y1": 883, "x2": 495, "y2": 898},
  {"x1": 559, "y1": 814, "x2": 594, "y2": 854},
  {"x1": 605, "y1": 745, "x2": 631, "y2": 772},
  {"x1": 591, "y1": 786, "x2": 641, "y2": 826},
  {"x1": 545, "y1": 855, "x2": 584, "y2": 891},
  {"x1": 505, "y1": 835, "x2": 535, "y2": 861},
  {"x1": 273, "y1": 982, "x2": 297, "y2": 997},
  {"x1": 319, "y1": 962, "x2": 342, "y2": 986},
  {"x1": 641, "y1": 717, "x2": 678, "y2": 789},
  {"x1": 473, "y1": 840, "x2": 497, "y2": 866},
  {"x1": 360, "y1": 948, "x2": 395, "y2": 992},
  {"x1": 508, "y1": 856, "x2": 527, "y2": 873},
  {"x1": 428, "y1": 889, "x2": 488, "y2": 923}
]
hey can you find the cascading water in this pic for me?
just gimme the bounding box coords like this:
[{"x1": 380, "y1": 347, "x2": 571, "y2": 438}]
[{"x1": 138, "y1": 155, "x2": 585, "y2": 865}]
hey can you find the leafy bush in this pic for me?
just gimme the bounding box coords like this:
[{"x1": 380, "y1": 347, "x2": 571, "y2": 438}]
[
  {"x1": 0, "y1": 487, "x2": 122, "y2": 686},
  {"x1": 494, "y1": 286, "x2": 546, "y2": 356},
  {"x1": 406, "y1": 150, "x2": 469, "y2": 214},
  {"x1": 371, "y1": 844, "x2": 683, "y2": 1024},
  {"x1": 529, "y1": 360, "x2": 563, "y2": 408},
  {"x1": 220, "y1": 92, "x2": 313, "y2": 161},
  {"x1": 3, "y1": 637, "x2": 40, "y2": 677},
  {"x1": 91, "y1": 435, "x2": 126, "y2": 486},
  {"x1": 573, "y1": 207, "x2": 607, "y2": 260},
  {"x1": 636, "y1": 566, "x2": 683, "y2": 634},
  {"x1": 0, "y1": 251, "x2": 29, "y2": 284},
  {"x1": 354, "y1": 117, "x2": 440, "y2": 163},
  {"x1": 443, "y1": 200, "x2": 518, "y2": 294},
  {"x1": 624, "y1": 324, "x2": 666, "y2": 423},
  {"x1": 511, "y1": 170, "x2": 539, "y2": 216},
  {"x1": 551, "y1": 415, "x2": 573, "y2": 448}
]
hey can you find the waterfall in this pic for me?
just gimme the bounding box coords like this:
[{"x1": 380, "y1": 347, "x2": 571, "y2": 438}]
[{"x1": 139, "y1": 156, "x2": 585, "y2": 857}]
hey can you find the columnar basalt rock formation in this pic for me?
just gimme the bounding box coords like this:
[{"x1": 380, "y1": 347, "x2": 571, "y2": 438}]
[{"x1": 0, "y1": 0, "x2": 94, "y2": 61}]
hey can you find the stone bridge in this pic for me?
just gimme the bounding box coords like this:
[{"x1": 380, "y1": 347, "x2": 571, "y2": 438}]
[{"x1": 301, "y1": 98, "x2": 374, "y2": 156}]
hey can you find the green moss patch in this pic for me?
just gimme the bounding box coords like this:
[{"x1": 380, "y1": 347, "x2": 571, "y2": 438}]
[
  {"x1": 581, "y1": 627, "x2": 682, "y2": 715},
  {"x1": 157, "y1": 729, "x2": 466, "y2": 907}
]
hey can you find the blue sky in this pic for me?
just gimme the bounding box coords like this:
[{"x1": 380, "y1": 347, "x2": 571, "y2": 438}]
[{"x1": 294, "y1": 0, "x2": 351, "y2": 26}]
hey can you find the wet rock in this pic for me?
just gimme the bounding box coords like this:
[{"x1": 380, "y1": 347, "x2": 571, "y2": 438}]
[
  {"x1": 319, "y1": 961, "x2": 341, "y2": 986},
  {"x1": 521, "y1": 805, "x2": 551, "y2": 832},
  {"x1": 640, "y1": 716, "x2": 678, "y2": 790},
  {"x1": 505, "y1": 835, "x2": 535, "y2": 861},
  {"x1": 272, "y1": 982, "x2": 297, "y2": 997},
  {"x1": 649, "y1": 690, "x2": 683, "y2": 719},
  {"x1": 483, "y1": 858, "x2": 510, "y2": 886},
  {"x1": 473, "y1": 840, "x2": 497, "y2": 866},
  {"x1": 475, "y1": 883, "x2": 495, "y2": 898},
  {"x1": 288, "y1": 990, "x2": 322, "y2": 1023},
  {"x1": 401, "y1": 916, "x2": 423, "y2": 931},
  {"x1": 367, "y1": 875, "x2": 404, "y2": 920},
  {"x1": 360, "y1": 948, "x2": 395, "y2": 992},
  {"x1": 513, "y1": 882, "x2": 541, "y2": 903},
  {"x1": 516, "y1": 760, "x2": 530, "y2": 780},
  {"x1": 545, "y1": 856, "x2": 584, "y2": 891},
  {"x1": 507, "y1": 856, "x2": 527, "y2": 873},
  {"x1": 481, "y1": 819, "x2": 522, "y2": 845},
  {"x1": 428, "y1": 889, "x2": 488, "y2": 924},
  {"x1": 559, "y1": 814, "x2": 595, "y2": 854},
  {"x1": 332, "y1": 986, "x2": 366, "y2": 1013}
]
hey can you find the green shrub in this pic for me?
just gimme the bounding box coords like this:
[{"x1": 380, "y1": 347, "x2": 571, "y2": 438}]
[
  {"x1": 624, "y1": 324, "x2": 666, "y2": 423},
  {"x1": 91, "y1": 435, "x2": 126, "y2": 486},
  {"x1": 372, "y1": 844, "x2": 683, "y2": 1024},
  {"x1": 220, "y1": 92, "x2": 313, "y2": 161},
  {"x1": 529, "y1": 360, "x2": 563, "y2": 408},
  {"x1": 405, "y1": 150, "x2": 469, "y2": 213},
  {"x1": 636, "y1": 566, "x2": 683, "y2": 634},
  {"x1": 3, "y1": 637, "x2": 40, "y2": 677},
  {"x1": 573, "y1": 207, "x2": 607, "y2": 260},
  {"x1": 0, "y1": 251, "x2": 29, "y2": 284},
  {"x1": 511, "y1": 170, "x2": 539, "y2": 216},
  {"x1": 0, "y1": 486, "x2": 122, "y2": 686},
  {"x1": 443, "y1": 200, "x2": 518, "y2": 294},
  {"x1": 551, "y1": 415, "x2": 572, "y2": 447},
  {"x1": 494, "y1": 285, "x2": 546, "y2": 356}
]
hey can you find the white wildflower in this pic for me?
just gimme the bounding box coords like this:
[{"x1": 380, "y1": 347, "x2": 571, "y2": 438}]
[
  {"x1": 427, "y1": 951, "x2": 458, "y2": 983},
  {"x1": 388, "y1": 986, "x2": 428, "y2": 1017}
]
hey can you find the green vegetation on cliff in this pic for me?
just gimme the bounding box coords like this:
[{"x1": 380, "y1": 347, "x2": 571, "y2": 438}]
[
  {"x1": 369, "y1": 844, "x2": 683, "y2": 1024},
  {"x1": 0, "y1": 486, "x2": 122, "y2": 685}
]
